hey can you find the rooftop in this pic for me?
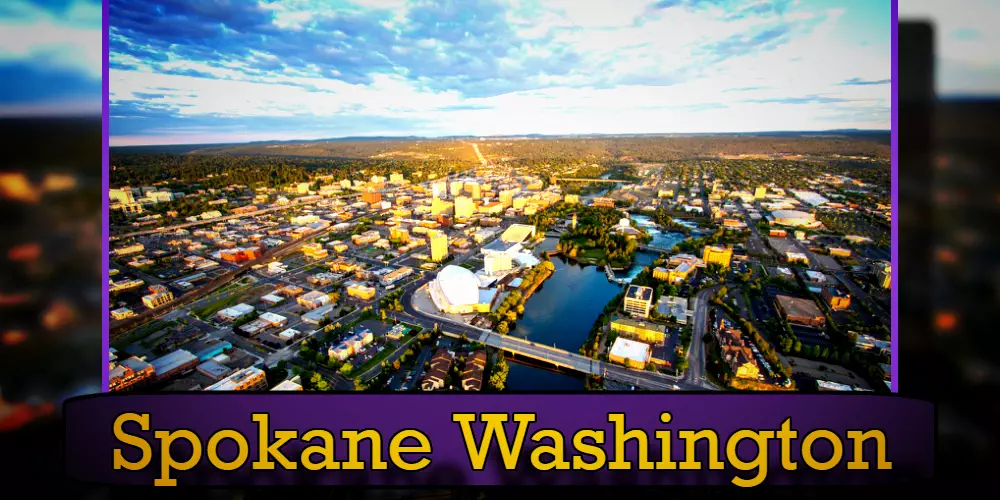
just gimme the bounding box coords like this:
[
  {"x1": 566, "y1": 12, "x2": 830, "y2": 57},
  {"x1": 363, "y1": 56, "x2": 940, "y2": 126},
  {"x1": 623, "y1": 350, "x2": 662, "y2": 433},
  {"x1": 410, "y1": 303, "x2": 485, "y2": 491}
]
[
  {"x1": 625, "y1": 285, "x2": 653, "y2": 302},
  {"x1": 149, "y1": 349, "x2": 197, "y2": 375},
  {"x1": 611, "y1": 316, "x2": 667, "y2": 334},
  {"x1": 609, "y1": 337, "x2": 651, "y2": 363},
  {"x1": 775, "y1": 295, "x2": 822, "y2": 318}
]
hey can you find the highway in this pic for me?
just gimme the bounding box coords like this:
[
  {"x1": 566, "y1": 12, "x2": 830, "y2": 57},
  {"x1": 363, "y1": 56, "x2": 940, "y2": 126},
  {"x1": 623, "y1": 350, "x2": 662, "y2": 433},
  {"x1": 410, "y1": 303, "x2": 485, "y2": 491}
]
[{"x1": 470, "y1": 142, "x2": 488, "y2": 167}]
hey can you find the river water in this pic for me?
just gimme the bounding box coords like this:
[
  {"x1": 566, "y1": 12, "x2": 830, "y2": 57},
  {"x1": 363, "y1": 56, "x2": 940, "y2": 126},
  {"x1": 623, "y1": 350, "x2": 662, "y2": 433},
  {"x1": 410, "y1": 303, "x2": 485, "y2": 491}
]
[{"x1": 506, "y1": 217, "x2": 689, "y2": 390}]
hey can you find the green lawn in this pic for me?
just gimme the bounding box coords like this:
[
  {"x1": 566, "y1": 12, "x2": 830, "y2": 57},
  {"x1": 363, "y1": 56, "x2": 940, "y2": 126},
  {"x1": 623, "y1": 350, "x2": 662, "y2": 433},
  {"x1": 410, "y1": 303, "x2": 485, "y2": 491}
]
[
  {"x1": 347, "y1": 338, "x2": 414, "y2": 378},
  {"x1": 192, "y1": 294, "x2": 244, "y2": 320},
  {"x1": 580, "y1": 248, "x2": 606, "y2": 260},
  {"x1": 112, "y1": 319, "x2": 178, "y2": 351}
]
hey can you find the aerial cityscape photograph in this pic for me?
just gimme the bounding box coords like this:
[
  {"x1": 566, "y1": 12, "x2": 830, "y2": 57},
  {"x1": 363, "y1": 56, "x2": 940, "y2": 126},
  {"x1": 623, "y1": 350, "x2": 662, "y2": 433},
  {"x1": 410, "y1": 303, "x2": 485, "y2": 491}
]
[{"x1": 105, "y1": 0, "x2": 892, "y2": 394}]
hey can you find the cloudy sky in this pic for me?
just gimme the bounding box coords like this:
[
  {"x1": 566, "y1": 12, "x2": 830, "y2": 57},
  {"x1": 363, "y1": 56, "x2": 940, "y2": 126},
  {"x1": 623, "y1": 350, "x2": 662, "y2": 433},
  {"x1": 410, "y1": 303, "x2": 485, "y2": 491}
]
[{"x1": 2, "y1": 1, "x2": 996, "y2": 146}]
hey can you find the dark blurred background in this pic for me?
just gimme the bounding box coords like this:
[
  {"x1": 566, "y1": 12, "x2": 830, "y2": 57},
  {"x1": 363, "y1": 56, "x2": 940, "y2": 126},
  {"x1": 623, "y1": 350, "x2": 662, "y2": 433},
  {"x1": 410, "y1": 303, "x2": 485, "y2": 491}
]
[{"x1": 0, "y1": 0, "x2": 997, "y2": 495}]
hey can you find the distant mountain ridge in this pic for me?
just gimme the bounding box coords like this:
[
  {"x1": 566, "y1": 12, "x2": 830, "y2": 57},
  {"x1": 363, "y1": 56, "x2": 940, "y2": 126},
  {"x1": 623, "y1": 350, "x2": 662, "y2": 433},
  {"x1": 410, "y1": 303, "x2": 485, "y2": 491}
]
[{"x1": 110, "y1": 129, "x2": 890, "y2": 154}]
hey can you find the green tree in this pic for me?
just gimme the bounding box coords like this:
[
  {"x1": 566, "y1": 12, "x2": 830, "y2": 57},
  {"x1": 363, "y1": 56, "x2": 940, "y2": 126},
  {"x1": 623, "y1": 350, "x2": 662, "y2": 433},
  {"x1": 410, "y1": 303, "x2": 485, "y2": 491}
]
[
  {"x1": 339, "y1": 362, "x2": 353, "y2": 376},
  {"x1": 496, "y1": 322, "x2": 509, "y2": 335}
]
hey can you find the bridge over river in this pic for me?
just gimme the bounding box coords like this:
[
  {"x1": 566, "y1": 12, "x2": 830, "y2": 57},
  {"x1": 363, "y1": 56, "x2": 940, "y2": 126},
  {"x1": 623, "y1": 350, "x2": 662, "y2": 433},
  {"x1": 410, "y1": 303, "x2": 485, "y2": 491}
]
[{"x1": 439, "y1": 329, "x2": 704, "y2": 391}]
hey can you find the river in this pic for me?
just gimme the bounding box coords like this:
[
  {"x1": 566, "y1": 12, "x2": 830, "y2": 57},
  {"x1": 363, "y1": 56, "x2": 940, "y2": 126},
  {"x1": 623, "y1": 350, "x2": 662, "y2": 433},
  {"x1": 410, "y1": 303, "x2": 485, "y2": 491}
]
[{"x1": 506, "y1": 221, "x2": 688, "y2": 390}]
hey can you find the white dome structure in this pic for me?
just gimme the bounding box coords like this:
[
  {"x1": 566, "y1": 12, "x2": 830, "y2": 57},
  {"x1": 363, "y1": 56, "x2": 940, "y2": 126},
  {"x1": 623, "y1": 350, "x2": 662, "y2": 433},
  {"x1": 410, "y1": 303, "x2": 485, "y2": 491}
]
[
  {"x1": 429, "y1": 265, "x2": 493, "y2": 314},
  {"x1": 771, "y1": 210, "x2": 816, "y2": 227}
]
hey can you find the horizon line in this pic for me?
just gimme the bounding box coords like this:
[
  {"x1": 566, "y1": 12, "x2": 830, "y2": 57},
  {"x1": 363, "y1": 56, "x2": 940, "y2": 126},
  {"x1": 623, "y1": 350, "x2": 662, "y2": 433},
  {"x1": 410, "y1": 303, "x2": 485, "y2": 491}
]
[{"x1": 109, "y1": 128, "x2": 892, "y2": 149}]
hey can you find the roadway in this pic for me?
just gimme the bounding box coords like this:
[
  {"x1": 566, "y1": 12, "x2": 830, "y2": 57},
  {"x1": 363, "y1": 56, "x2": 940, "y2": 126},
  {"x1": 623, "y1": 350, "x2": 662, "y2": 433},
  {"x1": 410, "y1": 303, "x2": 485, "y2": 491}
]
[
  {"x1": 470, "y1": 142, "x2": 488, "y2": 167},
  {"x1": 396, "y1": 274, "x2": 717, "y2": 391},
  {"x1": 109, "y1": 208, "x2": 376, "y2": 337},
  {"x1": 110, "y1": 193, "x2": 364, "y2": 241},
  {"x1": 741, "y1": 205, "x2": 772, "y2": 258},
  {"x1": 680, "y1": 286, "x2": 721, "y2": 390}
]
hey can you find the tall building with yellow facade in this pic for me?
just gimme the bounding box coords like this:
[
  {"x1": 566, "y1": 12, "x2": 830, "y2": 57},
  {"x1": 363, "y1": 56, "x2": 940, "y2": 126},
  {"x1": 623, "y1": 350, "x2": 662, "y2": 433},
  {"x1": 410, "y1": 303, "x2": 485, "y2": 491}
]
[
  {"x1": 429, "y1": 230, "x2": 449, "y2": 262},
  {"x1": 465, "y1": 182, "x2": 481, "y2": 199},
  {"x1": 432, "y1": 197, "x2": 454, "y2": 216},
  {"x1": 390, "y1": 226, "x2": 410, "y2": 243},
  {"x1": 499, "y1": 189, "x2": 517, "y2": 208},
  {"x1": 703, "y1": 245, "x2": 733, "y2": 268},
  {"x1": 455, "y1": 196, "x2": 475, "y2": 219},
  {"x1": 623, "y1": 285, "x2": 654, "y2": 318}
]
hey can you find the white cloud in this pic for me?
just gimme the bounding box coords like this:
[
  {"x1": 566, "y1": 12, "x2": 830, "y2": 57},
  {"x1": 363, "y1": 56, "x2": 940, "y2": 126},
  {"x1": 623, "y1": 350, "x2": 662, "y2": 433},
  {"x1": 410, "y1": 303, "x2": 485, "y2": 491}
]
[
  {"x1": 900, "y1": 0, "x2": 1000, "y2": 95},
  {"x1": 0, "y1": 0, "x2": 102, "y2": 80},
  {"x1": 109, "y1": 0, "x2": 891, "y2": 142}
]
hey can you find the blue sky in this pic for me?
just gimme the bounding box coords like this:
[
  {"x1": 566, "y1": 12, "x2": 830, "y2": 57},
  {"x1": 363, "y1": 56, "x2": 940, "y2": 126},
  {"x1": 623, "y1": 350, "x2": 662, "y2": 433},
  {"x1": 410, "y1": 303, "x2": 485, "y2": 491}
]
[{"x1": 4, "y1": 0, "x2": 985, "y2": 146}]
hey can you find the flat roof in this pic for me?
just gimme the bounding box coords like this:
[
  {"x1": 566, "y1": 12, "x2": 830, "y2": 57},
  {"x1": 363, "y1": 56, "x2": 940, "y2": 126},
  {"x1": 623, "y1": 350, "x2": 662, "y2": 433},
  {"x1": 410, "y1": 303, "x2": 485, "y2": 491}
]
[
  {"x1": 611, "y1": 316, "x2": 667, "y2": 334},
  {"x1": 196, "y1": 360, "x2": 232, "y2": 379},
  {"x1": 501, "y1": 224, "x2": 536, "y2": 244},
  {"x1": 609, "y1": 337, "x2": 651, "y2": 362},
  {"x1": 775, "y1": 295, "x2": 822, "y2": 318},
  {"x1": 271, "y1": 379, "x2": 303, "y2": 391},
  {"x1": 626, "y1": 285, "x2": 653, "y2": 302},
  {"x1": 150, "y1": 349, "x2": 197, "y2": 375},
  {"x1": 218, "y1": 303, "x2": 255, "y2": 318},
  {"x1": 301, "y1": 303, "x2": 336, "y2": 322},
  {"x1": 259, "y1": 312, "x2": 287, "y2": 324}
]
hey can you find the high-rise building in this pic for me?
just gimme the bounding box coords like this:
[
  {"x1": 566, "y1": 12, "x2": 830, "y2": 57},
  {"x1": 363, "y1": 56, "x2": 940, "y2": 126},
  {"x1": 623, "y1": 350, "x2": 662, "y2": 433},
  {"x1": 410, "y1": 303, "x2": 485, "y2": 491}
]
[
  {"x1": 429, "y1": 230, "x2": 449, "y2": 262},
  {"x1": 754, "y1": 186, "x2": 767, "y2": 199},
  {"x1": 499, "y1": 189, "x2": 516, "y2": 208},
  {"x1": 432, "y1": 181, "x2": 446, "y2": 199},
  {"x1": 623, "y1": 285, "x2": 654, "y2": 319},
  {"x1": 702, "y1": 245, "x2": 733, "y2": 268},
  {"x1": 455, "y1": 196, "x2": 475, "y2": 219},
  {"x1": 465, "y1": 182, "x2": 481, "y2": 199},
  {"x1": 431, "y1": 197, "x2": 454, "y2": 216},
  {"x1": 450, "y1": 181, "x2": 464, "y2": 197},
  {"x1": 390, "y1": 226, "x2": 410, "y2": 243}
]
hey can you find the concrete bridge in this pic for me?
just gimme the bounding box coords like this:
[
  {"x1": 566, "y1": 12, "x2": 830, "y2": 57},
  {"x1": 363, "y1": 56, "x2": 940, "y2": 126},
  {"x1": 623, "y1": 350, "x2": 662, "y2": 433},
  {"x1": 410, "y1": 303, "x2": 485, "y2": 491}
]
[
  {"x1": 551, "y1": 177, "x2": 632, "y2": 184},
  {"x1": 639, "y1": 244, "x2": 676, "y2": 254},
  {"x1": 440, "y1": 329, "x2": 702, "y2": 390},
  {"x1": 444, "y1": 330, "x2": 598, "y2": 374}
]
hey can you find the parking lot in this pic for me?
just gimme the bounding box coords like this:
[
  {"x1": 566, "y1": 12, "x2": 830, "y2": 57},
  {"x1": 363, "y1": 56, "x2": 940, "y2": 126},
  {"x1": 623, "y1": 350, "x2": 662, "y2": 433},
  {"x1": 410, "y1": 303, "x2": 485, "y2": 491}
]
[{"x1": 787, "y1": 356, "x2": 871, "y2": 389}]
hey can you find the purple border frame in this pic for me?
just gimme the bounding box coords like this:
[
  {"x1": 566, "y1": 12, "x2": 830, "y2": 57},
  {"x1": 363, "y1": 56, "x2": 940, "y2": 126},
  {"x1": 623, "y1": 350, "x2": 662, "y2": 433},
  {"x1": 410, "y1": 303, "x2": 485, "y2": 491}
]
[
  {"x1": 101, "y1": 0, "x2": 110, "y2": 392},
  {"x1": 890, "y1": 0, "x2": 898, "y2": 392},
  {"x1": 99, "y1": 1, "x2": 900, "y2": 393}
]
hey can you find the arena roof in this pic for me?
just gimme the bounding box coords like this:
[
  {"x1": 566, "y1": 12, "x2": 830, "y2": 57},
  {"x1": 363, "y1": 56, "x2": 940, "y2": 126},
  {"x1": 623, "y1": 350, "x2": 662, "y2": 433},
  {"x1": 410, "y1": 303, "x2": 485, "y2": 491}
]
[{"x1": 436, "y1": 265, "x2": 482, "y2": 308}]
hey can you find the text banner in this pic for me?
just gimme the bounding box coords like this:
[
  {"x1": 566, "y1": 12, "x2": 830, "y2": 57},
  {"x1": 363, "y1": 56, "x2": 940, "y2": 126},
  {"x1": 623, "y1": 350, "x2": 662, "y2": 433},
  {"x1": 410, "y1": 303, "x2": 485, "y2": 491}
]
[{"x1": 65, "y1": 393, "x2": 933, "y2": 487}]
